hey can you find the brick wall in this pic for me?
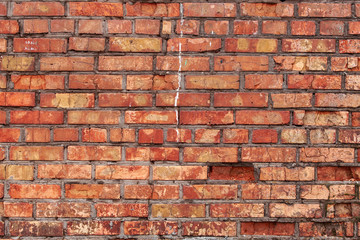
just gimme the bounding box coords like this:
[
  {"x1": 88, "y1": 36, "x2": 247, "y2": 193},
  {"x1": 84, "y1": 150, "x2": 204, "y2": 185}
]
[{"x1": 0, "y1": 0, "x2": 359, "y2": 238}]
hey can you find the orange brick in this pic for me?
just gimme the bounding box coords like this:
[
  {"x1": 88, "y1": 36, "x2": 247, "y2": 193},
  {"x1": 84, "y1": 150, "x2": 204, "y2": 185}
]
[
  {"x1": 68, "y1": 111, "x2": 120, "y2": 125},
  {"x1": 14, "y1": 38, "x2": 66, "y2": 53},
  {"x1": 4, "y1": 203, "x2": 33, "y2": 217},
  {"x1": 153, "y1": 166, "x2": 207, "y2": 180},
  {"x1": 320, "y1": 21, "x2": 344, "y2": 35},
  {"x1": 210, "y1": 203, "x2": 264, "y2": 218},
  {"x1": 186, "y1": 75, "x2": 239, "y2": 89},
  {"x1": 195, "y1": 129, "x2": 220, "y2": 143},
  {"x1": 138, "y1": 129, "x2": 163, "y2": 144},
  {"x1": 99, "y1": 93, "x2": 152, "y2": 107},
  {"x1": 95, "y1": 166, "x2": 149, "y2": 180},
  {"x1": 291, "y1": 21, "x2": 316, "y2": 35},
  {"x1": 38, "y1": 164, "x2": 91, "y2": 179},
  {"x1": 10, "y1": 146, "x2": 63, "y2": 160},
  {"x1": 13, "y1": 2, "x2": 64, "y2": 16},
  {"x1": 110, "y1": 128, "x2": 135, "y2": 142},
  {"x1": 25, "y1": 128, "x2": 50, "y2": 142},
  {"x1": 204, "y1": 21, "x2": 229, "y2": 35},
  {"x1": 241, "y1": 222, "x2": 295, "y2": 236},
  {"x1": 168, "y1": 38, "x2": 221, "y2": 52},
  {"x1": 152, "y1": 204, "x2": 205, "y2": 218},
  {"x1": 12, "y1": 75, "x2": 65, "y2": 90},
  {"x1": 68, "y1": 146, "x2": 121, "y2": 161},
  {"x1": 214, "y1": 92, "x2": 268, "y2": 107},
  {"x1": 40, "y1": 93, "x2": 94, "y2": 108},
  {"x1": 180, "y1": 111, "x2": 233, "y2": 125},
  {"x1": 69, "y1": 37, "x2": 105, "y2": 52},
  {"x1": 242, "y1": 184, "x2": 296, "y2": 200},
  {"x1": 107, "y1": 20, "x2": 132, "y2": 34},
  {"x1": 241, "y1": 3, "x2": 293, "y2": 17},
  {"x1": 95, "y1": 203, "x2": 148, "y2": 217},
  {"x1": 78, "y1": 20, "x2": 103, "y2": 34},
  {"x1": 82, "y1": 128, "x2": 107, "y2": 143},
  {"x1": 167, "y1": 128, "x2": 192, "y2": 143},
  {"x1": 40, "y1": 57, "x2": 94, "y2": 71},
  {"x1": 127, "y1": 75, "x2": 178, "y2": 90},
  {"x1": 176, "y1": 20, "x2": 200, "y2": 35},
  {"x1": 156, "y1": 93, "x2": 210, "y2": 107},
  {"x1": 298, "y1": 3, "x2": 351, "y2": 17},
  {"x1": 109, "y1": 37, "x2": 161, "y2": 52},
  {"x1": 125, "y1": 111, "x2": 176, "y2": 124},
  {"x1": 184, "y1": 147, "x2": 237, "y2": 162},
  {"x1": 183, "y1": 185, "x2": 237, "y2": 199},
  {"x1": 126, "y1": 147, "x2": 178, "y2": 161},
  {"x1": 54, "y1": 128, "x2": 78, "y2": 142},
  {"x1": 157, "y1": 56, "x2": 209, "y2": 71},
  {"x1": 0, "y1": 128, "x2": 20, "y2": 142},
  {"x1": 124, "y1": 185, "x2": 179, "y2": 199},
  {"x1": 184, "y1": 3, "x2": 236, "y2": 17},
  {"x1": 65, "y1": 184, "x2": 120, "y2": 199},
  {"x1": 223, "y1": 129, "x2": 248, "y2": 143},
  {"x1": 24, "y1": 19, "x2": 48, "y2": 33},
  {"x1": 51, "y1": 19, "x2": 74, "y2": 33},
  {"x1": 262, "y1": 21, "x2": 287, "y2": 35},
  {"x1": 242, "y1": 147, "x2": 296, "y2": 162},
  {"x1": 234, "y1": 20, "x2": 258, "y2": 35},
  {"x1": 9, "y1": 184, "x2": 61, "y2": 199},
  {"x1": 226, "y1": 38, "x2": 277, "y2": 53},
  {"x1": 126, "y1": 3, "x2": 179, "y2": 17},
  {"x1": 214, "y1": 56, "x2": 268, "y2": 71},
  {"x1": 135, "y1": 19, "x2": 160, "y2": 35},
  {"x1": 99, "y1": 56, "x2": 152, "y2": 71},
  {"x1": 69, "y1": 75, "x2": 122, "y2": 90},
  {"x1": 69, "y1": 2, "x2": 123, "y2": 16},
  {"x1": 10, "y1": 111, "x2": 63, "y2": 124}
]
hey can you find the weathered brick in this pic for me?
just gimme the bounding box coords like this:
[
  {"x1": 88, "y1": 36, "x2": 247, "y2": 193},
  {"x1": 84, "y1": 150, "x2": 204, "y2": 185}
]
[
  {"x1": 184, "y1": 147, "x2": 237, "y2": 163},
  {"x1": 68, "y1": 146, "x2": 121, "y2": 161},
  {"x1": 156, "y1": 93, "x2": 210, "y2": 107},
  {"x1": 183, "y1": 221, "x2": 236, "y2": 237},
  {"x1": 127, "y1": 75, "x2": 178, "y2": 90},
  {"x1": 183, "y1": 185, "x2": 237, "y2": 199},
  {"x1": 82, "y1": 128, "x2": 107, "y2": 142},
  {"x1": 168, "y1": 38, "x2": 221, "y2": 52},
  {"x1": 126, "y1": 3, "x2": 179, "y2": 17},
  {"x1": 4, "y1": 203, "x2": 33, "y2": 217},
  {"x1": 241, "y1": 3, "x2": 293, "y2": 17},
  {"x1": 209, "y1": 166, "x2": 254, "y2": 181},
  {"x1": 12, "y1": 75, "x2": 65, "y2": 90},
  {"x1": 125, "y1": 221, "x2": 178, "y2": 235},
  {"x1": 282, "y1": 39, "x2": 335, "y2": 52},
  {"x1": 95, "y1": 203, "x2": 148, "y2": 217},
  {"x1": 36, "y1": 202, "x2": 91, "y2": 218},
  {"x1": 99, "y1": 56, "x2": 152, "y2": 71},
  {"x1": 0, "y1": 56, "x2": 34, "y2": 71},
  {"x1": 252, "y1": 129, "x2": 278, "y2": 143},
  {"x1": 186, "y1": 75, "x2": 239, "y2": 89},
  {"x1": 13, "y1": 2, "x2": 64, "y2": 16},
  {"x1": 65, "y1": 184, "x2": 120, "y2": 199},
  {"x1": 157, "y1": 56, "x2": 209, "y2": 71},
  {"x1": 310, "y1": 129, "x2": 336, "y2": 144},
  {"x1": 294, "y1": 110, "x2": 349, "y2": 126},
  {"x1": 69, "y1": 75, "x2": 122, "y2": 90},
  {"x1": 125, "y1": 111, "x2": 176, "y2": 124},
  {"x1": 95, "y1": 166, "x2": 149, "y2": 180},
  {"x1": 69, "y1": 2, "x2": 123, "y2": 16},
  {"x1": 24, "y1": 19, "x2": 48, "y2": 33},
  {"x1": 195, "y1": 129, "x2": 220, "y2": 143},
  {"x1": 260, "y1": 167, "x2": 315, "y2": 181},
  {"x1": 234, "y1": 20, "x2": 258, "y2": 35},
  {"x1": 300, "y1": 148, "x2": 354, "y2": 163},
  {"x1": 67, "y1": 221, "x2": 121, "y2": 235},
  {"x1": 126, "y1": 147, "x2": 178, "y2": 161},
  {"x1": 110, "y1": 128, "x2": 136, "y2": 142},
  {"x1": 135, "y1": 19, "x2": 160, "y2": 35},
  {"x1": 317, "y1": 167, "x2": 360, "y2": 181},
  {"x1": 78, "y1": 20, "x2": 103, "y2": 34},
  {"x1": 298, "y1": 3, "x2": 351, "y2": 17},
  {"x1": 68, "y1": 111, "x2": 120, "y2": 125},
  {"x1": 241, "y1": 222, "x2": 295, "y2": 236},
  {"x1": 242, "y1": 184, "x2": 296, "y2": 200},
  {"x1": 236, "y1": 110, "x2": 290, "y2": 125},
  {"x1": 215, "y1": 56, "x2": 268, "y2": 71},
  {"x1": 281, "y1": 129, "x2": 307, "y2": 144},
  {"x1": 38, "y1": 165, "x2": 91, "y2": 179},
  {"x1": 274, "y1": 56, "x2": 327, "y2": 71},
  {"x1": 9, "y1": 184, "x2": 61, "y2": 199},
  {"x1": 176, "y1": 20, "x2": 200, "y2": 35},
  {"x1": 320, "y1": 21, "x2": 344, "y2": 35},
  {"x1": 152, "y1": 204, "x2": 205, "y2": 218},
  {"x1": 99, "y1": 93, "x2": 152, "y2": 107},
  {"x1": 204, "y1": 21, "x2": 229, "y2": 35},
  {"x1": 291, "y1": 21, "x2": 316, "y2": 35},
  {"x1": 14, "y1": 38, "x2": 66, "y2": 53},
  {"x1": 69, "y1": 37, "x2": 105, "y2": 52},
  {"x1": 5, "y1": 165, "x2": 33, "y2": 180},
  {"x1": 214, "y1": 92, "x2": 268, "y2": 107},
  {"x1": 242, "y1": 147, "x2": 296, "y2": 162},
  {"x1": 40, "y1": 93, "x2": 94, "y2": 108},
  {"x1": 110, "y1": 37, "x2": 161, "y2": 52},
  {"x1": 0, "y1": 128, "x2": 20, "y2": 142},
  {"x1": 51, "y1": 20, "x2": 74, "y2": 33},
  {"x1": 10, "y1": 146, "x2": 63, "y2": 160},
  {"x1": 269, "y1": 203, "x2": 322, "y2": 218},
  {"x1": 288, "y1": 75, "x2": 341, "y2": 89},
  {"x1": 10, "y1": 221, "x2": 63, "y2": 237},
  {"x1": 153, "y1": 166, "x2": 207, "y2": 180},
  {"x1": 124, "y1": 185, "x2": 179, "y2": 199},
  {"x1": 184, "y1": 3, "x2": 236, "y2": 17},
  {"x1": 108, "y1": 20, "x2": 132, "y2": 34},
  {"x1": 210, "y1": 204, "x2": 264, "y2": 218},
  {"x1": 223, "y1": 129, "x2": 248, "y2": 143},
  {"x1": 226, "y1": 38, "x2": 278, "y2": 53},
  {"x1": 180, "y1": 111, "x2": 233, "y2": 125},
  {"x1": 300, "y1": 222, "x2": 353, "y2": 237}
]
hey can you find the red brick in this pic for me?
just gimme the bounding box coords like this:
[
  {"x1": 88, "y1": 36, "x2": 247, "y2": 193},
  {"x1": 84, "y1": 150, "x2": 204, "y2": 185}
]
[
  {"x1": 186, "y1": 75, "x2": 239, "y2": 89},
  {"x1": 10, "y1": 221, "x2": 63, "y2": 237},
  {"x1": 223, "y1": 129, "x2": 248, "y2": 143},
  {"x1": 288, "y1": 75, "x2": 341, "y2": 89},
  {"x1": 349, "y1": 22, "x2": 360, "y2": 34},
  {"x1": 214, "y1": 92, "x2": 268, "y2": 107},
  {"x1": 135, "y1": 19, "x2": 160, "y2": 35},
  {"x1": 158, "y1": 93, "x2": 210, "y2": 107},
  {"x1": 241, "y1": 3, "x2": 294, "y2": 17},
  {"x1": 67, "y1": 221, "x2": 121, "y2": 235},
  {"x1": 95, "y1": 166, "x2": 149, "y2": 180},
  {"x1": 110, "y1": 128, "x2": 136, "y2": 142},
  {"x1": 209, "y1": 166, "x2": 254, "y2": 181},
  {"x1": 0, "y1": 39, "x2": 6, "y2": 52},
  {"x1": 13, "y1": 2, "x2": 64, "y2": 16},
  {"x1": 204, "y1": 21, "x2": 229, "y2": 35},
  {"x1": 99, "y1": 93, "x2": 152, "y2": 107},
  {"x1": 0, "y1": 92, "x2": 35, "y2": 107},
  {"x1": 107, "y1": 20, "x2": 132, "y2": 34},
  {"x1": 138, "y1": 129, "x2": 163, "y2": 144},
  {"x1": 153, "y1": 166, "x2": 207, "y2": 180},
  {"x1": 210, "y1": 203, "x2": 264, "y2": 218},
  {"x1": 242, "y1": 147, "x2": 296, "y2": 162},
  {"x1": 236, "y1": 110, "x2": 290, "y2": 125},
  {"x1": 252, "y1": 129, "x2": 278, "y2": 143},
  {"x1": 4, "y1": 203, "x2": 33, "y2": 217},
  {"x1": 78, "y1": 20, "x2": 103, "y2": 34},
  {"x1": 320, "y1": 21, "x2": 344, "y2": 35},
  {"x1": 126, "y1": 147, "x2": 178, "y2": 161},
  {"x1": 0, "y1": 2, "x2": 6, "y2": 15},
  {"x1": 195, "y1": 129, "x2": 220, "y2": 143},
  {"x1": 127, "y1": 75, "x2": 178, "y2": 90},
  {"x1": 40, "y1": 93, "x2": 94, "y2": 108},
  {"x1": 82, "y1": 128, "x2": 107, "y2": 142},
  {"x1": 125, "y1": 221, "x2": 178, "y2": 235},
  {"x1": 157, "y1": 56, "x2": 209, "y2": 71},
  {"x1": 274, "y1": 56, "x2": 327, "y2": 71},
  {"x1": 315, "y1": 93, "x2": 360, "y2": 108},
  {"x1": 300, "y1": 222, "x2": 353, "y2": 237},
  {"x1": 168, "y1": 38, "x2": 221, "y2": 52},
  {"x1": 126, "y1": 3, "x2": 179, "y2": 17},
  {"x1": 69, "y1": 37, "x2": 105, "y2": 52},
  {"x1": 294, "y1": 110, "x2": 349, "y2": 126},
  {"x1": 110, "y1": 37, "x2": 161, "y2": 52},
  {"x1": 9, "y1": 184, "x2": 61, "y2": 199},
  {"x1": 12, "y1": 75, "x2": 65, "y2": 90},
  {"x1": 0, "y1": 129, "x2": 20, "y2": 142},
  {"x1": 183, "y1": 222, "x2": 236, "y2": 237},
  {"x1": 242, "y1": 184, "x2": 296, "y2": 200},
  {"x1": 184, "y1": 3, "x2": 236, "y2": 17},
  {"x1": 14, "y1": 38, "x2": 66, "y2": 53},
  {"x1": 332, "y1": 57, "x2": 360, "y2": 71},
  {"x1": 318, "y1": 167, "x2": 360, "y2": 181},
  {"x1": 124, "y1": 185, "x2": 179, "y2": 199},
  {"x1": 245, "y1": 74, "x2": 283, "y2": 89},
  {"x1": 282, "y1": 39, "x2": 335, "y2": 53},
  {"x1": 95, "y1": 203, "x2": 148, "y2": 217},
  {"x1": 184, "y1": 147, "x2": 237, "y2": 163},
  {"x1": 273, "y1": 93, "x2": 313, "y2": 108},
  {"x1": 65, "y1": 184, "x2": 120, "y2": 199},
  {"x1": 226, "y1": 38, "x2": 277, "y2": 53},
  {"x1": 152, "y1": 204, "x2": 205, "y2": 218},
  {"x1": 68, "y1": 111, "x2": 120, "y2": 125},
  {"x1": 183, "y1": 185, "x2": 237, "y2": 199},
  {"x1": 180, "y1": 111, "x2": 233, "y2": 125},
  {"x1": 339, "y1": 129, "x2": 360, "y2": 143},
  {"x1": 269, "y1": 203, "x2": 321, "y2": 218},
  {"x1": 54, "y1": 128, "x2": 78, "y2": 142},
  {"x1": 10, "y1": 110, "x2": 63, "y2": 124},
  {"x1": 0, "y1": 111, "x2": 4, "y2": 125},
  {"x1": 260, "y1": 167, "x2": 315, "y2": 181},
  {"x1": 24, "y1": 19, "x2": 48, "y2": 33},
  {"x1": 242, "y1": 222, "x2": 295, "y2": 236},
  {"x1": 262, "y1": 21, "x2": 287, "y2": 35},
  {"x1": 176, "y1": 20, "x2": 200, "y2": 35},
  {"x1": 234, "y1": 20, "x2": 258, "y2": 35},
  {"x1": 298, "y1": 3, "x2": 351, "y2": 17},
  {"x1": 51, "y1": 20, "x2": 74, "y2": 33},
  {"x1": 99, "y1": 56, "x2": 152, "y2": 71},
  {"x1": 36, "y1": 202, "x2": 91, "y2": 218},
  {"x1": 214, "y1": 56, "x2": 268, "y2": 71},
  {"x1": 125, "y1": 111, "x2": 176, "y2": 124},
  {"x1": 25, "y1": 128, "x2": 50, "y2": 142},
  {"x1": 291, "y1": 21, "x2": 316, "y2": 35},
  {"x1": 69, "y1": 75, "x2": 122, "y2": 90},
  {"x1": 69, "y1": 2, "x2": 123, "y2": 16},
  {"x1": 38, "y1": 164, "x2": 91, "y2": 179},
  {"x1": 10, "y1": 146, "x2": 63, "y2": 160},
  {"x1": 40, "y1": 57, "x2": 94, "y2": 71},
  {"x1": 167, "y1": 128, "x2": 192, "y2": 143},
  {"x1": 68, "y1": 146, "x2": 121, "y2": 161}
]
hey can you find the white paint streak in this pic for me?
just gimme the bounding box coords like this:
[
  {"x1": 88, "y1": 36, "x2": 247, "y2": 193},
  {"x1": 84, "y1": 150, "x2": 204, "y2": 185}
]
[{"x1": 175, "y1": 4, "x2": 184, "y2": 140}]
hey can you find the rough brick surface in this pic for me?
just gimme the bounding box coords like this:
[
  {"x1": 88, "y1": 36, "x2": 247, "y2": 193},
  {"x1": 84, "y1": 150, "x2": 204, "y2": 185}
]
[{"x1": 0, "y1": 0, "x2": 358, "y2": 239}]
